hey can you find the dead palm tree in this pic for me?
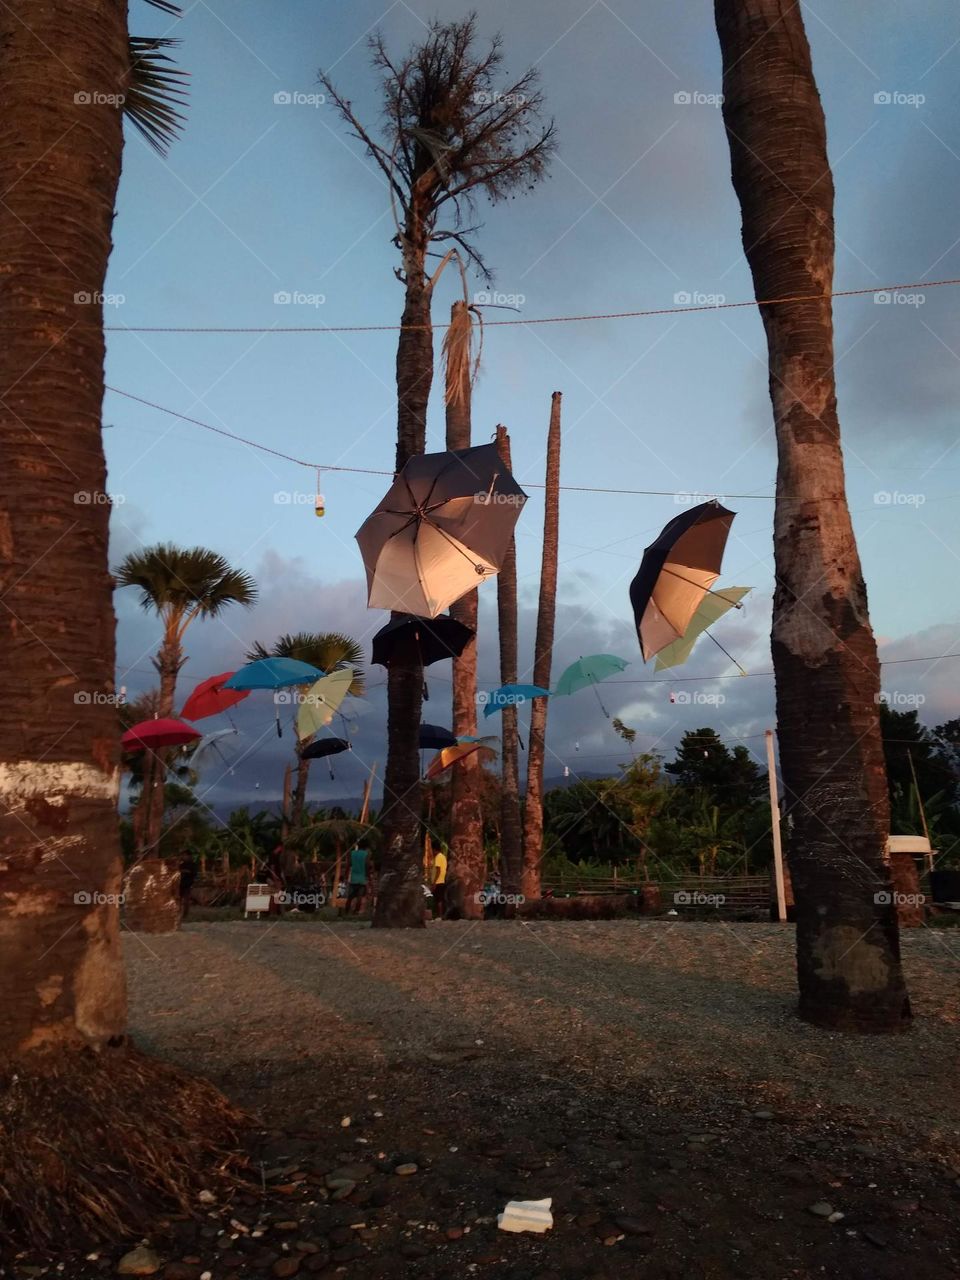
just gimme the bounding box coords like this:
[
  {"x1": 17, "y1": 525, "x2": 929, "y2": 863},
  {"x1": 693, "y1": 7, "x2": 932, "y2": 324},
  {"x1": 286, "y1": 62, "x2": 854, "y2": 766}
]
[
  {"x1": 247, "y1": 631, "x2": 365, "y2": 829},
  {"x1": 0, "y1": 0, "x2": 239, "y2": 1251},
  {"x1": 116, "y1": 542, "x2": 257, "y2": 858},
  {"x1": 522, "y1": 392, "x2": 562, "y2": 900},
  {"x1": 321, "y1": 15, "x2": 554, "y2": 927},
  {"x1": 714, "y1": 0, "x2": 910, "y2": 1030},
  {"x1": 442, "y1": 301, "x2": 485, "y2": 917}
]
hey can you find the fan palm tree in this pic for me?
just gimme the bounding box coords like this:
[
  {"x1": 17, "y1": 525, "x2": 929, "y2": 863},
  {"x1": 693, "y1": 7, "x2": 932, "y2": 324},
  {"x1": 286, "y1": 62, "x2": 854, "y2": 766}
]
[
  {"x1": 321, "y1": 15, "x2": 554, "y2": 927},
  {"x1": 116, "y1": 543, "x2": 257, "y2": 858},
  {"x1": 714, "y1": 0, "x2": 910, "y2": 1030},
  {"x1": 247, "y1": 632, "x2": 365, "y2": 829}
]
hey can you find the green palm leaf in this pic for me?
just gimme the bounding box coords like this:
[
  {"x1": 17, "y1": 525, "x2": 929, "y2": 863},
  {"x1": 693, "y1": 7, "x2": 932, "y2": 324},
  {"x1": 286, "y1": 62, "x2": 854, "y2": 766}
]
[
  {"x1": 246, "y1": 632, "x2": 366, "y2": 695},
  {"x1": 126, "y1": 36, "x2": 189, "y2": 157}
]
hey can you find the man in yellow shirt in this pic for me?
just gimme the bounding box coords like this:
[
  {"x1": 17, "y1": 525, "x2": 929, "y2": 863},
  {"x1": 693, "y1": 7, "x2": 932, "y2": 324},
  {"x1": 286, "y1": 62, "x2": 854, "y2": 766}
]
[{"x1": 432, "y1": 845, "x2": 448, "y2": 919}]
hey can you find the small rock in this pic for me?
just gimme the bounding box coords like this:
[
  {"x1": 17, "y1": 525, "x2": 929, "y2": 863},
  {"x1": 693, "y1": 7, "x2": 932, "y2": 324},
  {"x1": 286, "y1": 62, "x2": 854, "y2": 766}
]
[
  {"x1": 294, "y1": 1241, "x2": 319, "y2": 1254},
  {"x1": 329, "y1": 1163, "x2": 374, "y2": 1183},
  {"x1": 753, "y1": 1110, "x2": 775, "y2": 1120},
  {"x1": 828, "y1": 1211, "x2": 845, "y2": 1223},
  {"x1": 274, "y1": 1221, "x2": 300, "y2": 1232},
  {"x1": 197, "y1": 1190, "x2": 216, "y2": 1204},
  {"x1": 304, "y1": 1256, "x2": 332, "y2": 1274},
  {"x1": 219, "y1": 1254, "x2": 244, "y2": 1270},
  {"x1": 862, "y1": 1228, "x2": 888, "y2": 1249},
  {"x1": 399, "y1": 1243, "x2": 431, "y2": 1260},
  {"x1": 272, "y1": 1260, "x2": 301, "y2": 1278},
  {"x1": 162, "y1": 1266, "x2": 200, "y2": 1280},
  {"x1": 446, "y1": 1226, "x2": 464, "y2": 1240},
  {"x1": 117, "y1": 1247, "x2": 162, "y2": 1276},
  {"x1": 331, "y1": 1181, "x2": 357, "y2": 1201},
  {"x1": 576, "y1": 1211, "x2": 602, "y2": 1228},
  {"x1": 594, "y1": 1222, "x2": 625, "y2": 1246},
  {"x1": 808, "y1": 1202, "x2": 834, "y2": 1218},
  {"x1": 340, "y1": 1116, "x2": 351, "y2": 1128},
  {"x1": 614, "y1": 1216, "x2": 654, "y2": 1236},
  {"x1": 394, "y1": 1162, "x2": 418, "y2": 1176}
]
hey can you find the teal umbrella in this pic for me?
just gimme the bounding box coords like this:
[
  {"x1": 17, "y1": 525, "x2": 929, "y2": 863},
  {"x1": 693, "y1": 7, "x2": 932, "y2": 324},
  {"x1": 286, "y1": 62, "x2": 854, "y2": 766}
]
[{"x1": 553, "y1": 654, "x2": 630, "y2": 717}]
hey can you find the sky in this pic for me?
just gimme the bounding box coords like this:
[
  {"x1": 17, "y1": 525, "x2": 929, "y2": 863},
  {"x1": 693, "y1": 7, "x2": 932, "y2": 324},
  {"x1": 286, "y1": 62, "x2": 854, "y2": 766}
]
[{"x1": 106, "y1": 0, "x2": 960, "y2": 811}]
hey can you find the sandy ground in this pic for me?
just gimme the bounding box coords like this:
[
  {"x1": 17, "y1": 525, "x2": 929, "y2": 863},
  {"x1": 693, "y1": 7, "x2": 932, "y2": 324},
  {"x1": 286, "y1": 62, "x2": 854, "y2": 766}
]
[{"x1": 51, "y1": 918, "x2": 960, "y2": 1280}]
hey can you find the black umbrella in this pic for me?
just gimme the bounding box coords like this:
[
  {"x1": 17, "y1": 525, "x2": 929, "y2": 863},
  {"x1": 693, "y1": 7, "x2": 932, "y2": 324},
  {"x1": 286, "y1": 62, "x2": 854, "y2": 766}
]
[
  {"x1": 356, "y1": 443, "x2": 527, "y2": 618},
  {"x1": 372, "y1": 614, "x2": 474, "y2": 668},
  {"x1": 630, "y1": 502, "x2": 736, "y2": 662},
  {"x1": 419, "y1": 723, "x2": 458, "y2": 750},
  {"x1": 300, "y1": 737, "x2": 351, "y2": 761}
]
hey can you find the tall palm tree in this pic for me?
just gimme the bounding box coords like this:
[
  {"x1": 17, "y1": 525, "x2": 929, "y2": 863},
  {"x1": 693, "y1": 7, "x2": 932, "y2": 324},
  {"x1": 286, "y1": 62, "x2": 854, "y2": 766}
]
[
  {"x1": 714, "y1": 0, "x2": 910, "y2": 1030},
  {"x1": 116, "y1": 542, "x2": 257, "y2": 859},
  {"x1": 443, "y1": 302, "x2": 484, "y2": 917},
  {"x1": 522, "y1": 392, "x2": 562, "y2": 900},
  {"x1": 495, "y1": 426, "x2": 522, "y2": 901},
  {"x1": 321, "y1": 15, "x2": 554, "y2": 927},
  {"x1": 0, "y1": 0, "x2": 241, "y2": 1252},
  {"x1": 247, "y1": 632, "x2": 365, "y2": 829}
]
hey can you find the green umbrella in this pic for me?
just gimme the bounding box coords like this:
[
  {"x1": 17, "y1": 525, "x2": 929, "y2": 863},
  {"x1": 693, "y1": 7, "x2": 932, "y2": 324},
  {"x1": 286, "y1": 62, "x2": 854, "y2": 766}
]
[
  {"x1": 654, "y1": 587, "x2": 751, "y2": 672},
  {"x1": 553, "y1": 654, "x2": 630, "y2": 718},
  {"x1": 296, "y1": 667, "x2": 355, "y2": 741}
]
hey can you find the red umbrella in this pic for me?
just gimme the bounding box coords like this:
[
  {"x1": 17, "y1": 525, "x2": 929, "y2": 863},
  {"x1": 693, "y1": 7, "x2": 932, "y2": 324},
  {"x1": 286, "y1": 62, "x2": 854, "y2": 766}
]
[
  {"x1": 180, "y1": 671, "x2": 250, "y2": 721},
  {"x1": 122, "y1": 718, "x2": 202, "y2": 752}
]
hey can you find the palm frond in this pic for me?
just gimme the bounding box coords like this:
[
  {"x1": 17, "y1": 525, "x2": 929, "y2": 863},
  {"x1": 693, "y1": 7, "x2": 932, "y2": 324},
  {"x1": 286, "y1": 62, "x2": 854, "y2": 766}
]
[
  {"x1": 143, "y1": 0, "x2": 182, "y2": 13},
  {"x1": 115, "y1": 543, "x2": 257, "y2": 614},
  {"x1": 126, "y1": 36, "x2": 189, "y2": 157}
]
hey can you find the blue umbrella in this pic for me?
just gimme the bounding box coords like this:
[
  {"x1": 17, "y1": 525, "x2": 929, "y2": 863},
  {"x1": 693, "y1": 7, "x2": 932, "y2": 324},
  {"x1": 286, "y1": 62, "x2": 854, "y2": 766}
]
[
  {"x1": 224, "y1": 658, "x2": 324, "y2": 737},
  {"x1": 420, "y1": 724, "x2": 458, "y2": 750},
  {"x1": 482, "y1": 684, "x2": 550, "y2": 719}
]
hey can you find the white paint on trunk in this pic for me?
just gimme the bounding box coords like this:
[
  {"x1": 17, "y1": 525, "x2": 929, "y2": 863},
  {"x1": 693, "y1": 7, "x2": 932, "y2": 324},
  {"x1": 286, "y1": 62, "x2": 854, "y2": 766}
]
[
  {"x1": 0, "y1": 761, "x2": 119, "y2": 801},
  {"x1": 812, "y1": 926, "x2": 891, "y2": 993}
]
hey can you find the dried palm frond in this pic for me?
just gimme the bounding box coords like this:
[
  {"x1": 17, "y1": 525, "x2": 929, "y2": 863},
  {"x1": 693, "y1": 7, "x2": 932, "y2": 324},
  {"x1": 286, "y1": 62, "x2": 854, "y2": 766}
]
[{"x1": 442, "y1": 300, "x2": 475, "y2": 409}]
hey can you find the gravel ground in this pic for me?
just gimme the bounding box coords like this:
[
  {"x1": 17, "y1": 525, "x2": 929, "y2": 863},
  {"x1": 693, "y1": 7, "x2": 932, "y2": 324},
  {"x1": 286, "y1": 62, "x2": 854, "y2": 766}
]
[{"x1": 43, "y1": 919, "x2": 960, "y2": 1279}]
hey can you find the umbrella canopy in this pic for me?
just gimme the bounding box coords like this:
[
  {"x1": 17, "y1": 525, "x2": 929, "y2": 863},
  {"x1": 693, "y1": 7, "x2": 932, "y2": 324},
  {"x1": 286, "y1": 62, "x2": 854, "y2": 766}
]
[
  {"x1": 180, "y1": 671, "x2": 250, "y2": 721},
  {"x1": 121, "y1": 717, "x2": 201, "y2": 752},
  {"x1": 223, "y1": 657, "x2": 324, "y2": 690},
  {"x1": 296, "y1": 667, "x2": 355, "y2": 741},
  {"x1": 458, "y1": 734, "x2": 499, "y2": 746},
  {"x1": 191, "y1": 727, "x2": 239, "y2": 768},
  {"x1": 554, "y1": 654, "x2": 630, "y2": 696},
  {"x1": 482, "y1": 684, "x2": 551, "y2": 719},
  {"x1": 371, "y1": 614, "x2": 475, "y2": 667},
  {"x1": 425, "y1": 741, "x2": 497, "y2": 780},
  {"x1": 356, "y1": 443, "x2": 527, "y2": 618},
  {"x1": 299, "y1": 737, "x2": 351, "y2": 761},
  {"x1": 629, "y1": 502, "x2": 736, "y2": 662},
  {"x1": 655, "y1": 586, "x2": 751, "y2": 670},
  {"x1": 419, "y1": 723, "x2": 458, "y2": 750}
]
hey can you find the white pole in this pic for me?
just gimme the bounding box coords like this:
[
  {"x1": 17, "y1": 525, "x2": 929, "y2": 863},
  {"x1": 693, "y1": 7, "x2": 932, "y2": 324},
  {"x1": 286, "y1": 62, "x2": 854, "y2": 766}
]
[{"x1": 766, "y1": 729, "x2": 787, "y2": 922}]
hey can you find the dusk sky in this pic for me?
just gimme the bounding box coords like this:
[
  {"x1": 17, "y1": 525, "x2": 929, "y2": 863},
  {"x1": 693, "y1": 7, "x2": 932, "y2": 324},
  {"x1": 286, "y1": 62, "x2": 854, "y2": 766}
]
[{"x1": 106, "y1": 0, "x2": 960, "y2": 809}]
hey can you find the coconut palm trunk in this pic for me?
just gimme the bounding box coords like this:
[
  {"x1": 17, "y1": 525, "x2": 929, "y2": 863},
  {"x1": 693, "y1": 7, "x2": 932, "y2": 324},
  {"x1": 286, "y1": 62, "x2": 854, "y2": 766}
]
[
  {"x1": 714, "y1": 0, "x2": 910, "y2": 1030},
  {"x1": 495, "y1": 426, "x2": 523, "y2": 901},
  {"x1": 376, "y1": 219, "x2": 431, "y2": 928},
  {"x1": 522, "y1": 392, "x2": 562, "y2": 901},
  {"x1": 442, "y1": 302, "x2": 485, "y2": 918},
  {"x1": 0, "y1": 0, "x2": 129, "y2": 1055}
]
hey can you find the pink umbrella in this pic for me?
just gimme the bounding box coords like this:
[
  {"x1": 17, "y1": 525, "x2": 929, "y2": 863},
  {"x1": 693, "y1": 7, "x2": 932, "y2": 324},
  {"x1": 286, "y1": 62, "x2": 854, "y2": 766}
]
[{"x1": 122, "y1": 717, "x2": 201, "y2": 752}]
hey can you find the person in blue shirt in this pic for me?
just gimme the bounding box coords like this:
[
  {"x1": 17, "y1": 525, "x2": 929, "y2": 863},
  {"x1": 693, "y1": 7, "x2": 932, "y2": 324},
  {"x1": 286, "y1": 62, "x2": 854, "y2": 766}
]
[{"x1": 347, "y1": 845, "x2": 370, "y2": 915}]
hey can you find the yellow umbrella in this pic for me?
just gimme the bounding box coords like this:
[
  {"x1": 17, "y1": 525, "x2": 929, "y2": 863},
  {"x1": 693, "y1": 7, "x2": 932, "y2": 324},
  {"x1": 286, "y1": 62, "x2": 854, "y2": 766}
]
[
  {"x1": 425, "y1": 741, "x2": 497, "y2": 781},
  {"x1": 296, "y1": 667, "x2": 355, "y2": 741},
  {"x1": 654, "y1": 587, "x2": 751, "y2": 672}
]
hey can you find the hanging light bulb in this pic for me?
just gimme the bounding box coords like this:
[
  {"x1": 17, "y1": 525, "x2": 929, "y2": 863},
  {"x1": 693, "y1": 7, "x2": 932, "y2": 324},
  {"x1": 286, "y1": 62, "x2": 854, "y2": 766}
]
[{"x1": 315, "y1": 468, "x2": 325, "y2": 517}]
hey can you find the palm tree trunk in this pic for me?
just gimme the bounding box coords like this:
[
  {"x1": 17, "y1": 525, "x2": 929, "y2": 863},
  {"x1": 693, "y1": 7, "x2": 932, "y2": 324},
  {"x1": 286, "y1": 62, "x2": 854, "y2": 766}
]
[
  {"x1": 377, "y1": 227, "x2": 431, "y2": 927},
  {"x1": 292, "y1": 757, "x2": 310, "y2": 827},
  {"x1": 445, "y1": 302, "x2": 484, "y2": 918},
  {"x1": 522, "y1": 392, "x2": 562, "y2": 902},
  {"x1": 715, "y1": 0, "x2": 910, "y2": 1031},
  {"x1": 141, "y1": 635, "x2": 181, "y2": 855},
  {"x1": 0, "y1": 0, "x2": 129, "y2": 1055},
  {"x1": 495, "y1": 426, "x2": 523, "y2": 903}
]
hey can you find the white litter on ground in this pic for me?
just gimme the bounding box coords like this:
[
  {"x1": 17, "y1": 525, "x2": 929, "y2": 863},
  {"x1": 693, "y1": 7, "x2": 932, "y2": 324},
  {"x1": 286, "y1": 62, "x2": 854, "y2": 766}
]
[{"x1": 497, "y1": 1197, "x2": 553, "y2": 1233}]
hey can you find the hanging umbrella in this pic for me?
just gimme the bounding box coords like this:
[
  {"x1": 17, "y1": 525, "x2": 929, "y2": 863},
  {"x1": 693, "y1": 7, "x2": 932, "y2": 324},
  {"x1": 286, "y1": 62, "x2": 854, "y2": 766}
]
[
  {"x1": 122, "y1": 717, "x2": 201, "y2": 752},
  {"x1": 372, "y1": 614, "x2": 474, "y2": 667},
  {"x1": 299, "y1": 737, "x2": 351, "y2": 761},
  {"x1": 296, "y1": 667, "x2": 355, "y2": 741},
  {"x1": 554, "y1": 654, "x2": 630, "y2": 716},
  {"x1": 356, "y1": 443, "x2": 527, "y2": 618},
  {"x1": 457, "y1": 734, "x2": 499, "y2": 746},
  {"x1": 482, "y1": 684, "x2": 551, "y2": 719},
  {"x1": 425, "y1": 741, "x2": 497, "y2": 781},
  {"x1": 629, "y1": 502, "x2": 736, "y2": 662},
  {"x1": 180, "y1": 671, "x2": 249, "y2": 721},
  {"x1": 655, "y1": 586, "x2": 751, "y2": 672},
  {"x1": 223, "y1": 657, "x2": 323, "y2": 690},
  {"x1": 419, "y1": 723, "x2": 458, "y2": 750},
  {"x1": 191, "y1": 727, "x2": 240, "y2": 770}
]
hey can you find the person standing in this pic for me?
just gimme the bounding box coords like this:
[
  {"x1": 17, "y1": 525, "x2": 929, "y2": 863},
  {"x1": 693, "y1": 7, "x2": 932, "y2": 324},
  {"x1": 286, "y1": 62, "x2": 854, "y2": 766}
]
[
  {"x1": 347, "y1": 844, "x2": 370, "y2": 916},
  {"x1": 178, "y1": 851, "x2": 198, "y2": 921},
  {"x1": 432, "y1": 843, "x2": 448, "y2": 919}
]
